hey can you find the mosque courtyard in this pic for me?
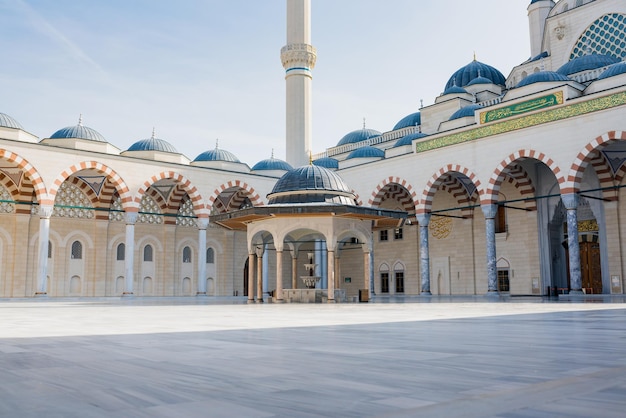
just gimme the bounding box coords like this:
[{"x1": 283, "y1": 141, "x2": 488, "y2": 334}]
[{"x1": 1, "y1": 297, "x2": 625, "y2": 417}]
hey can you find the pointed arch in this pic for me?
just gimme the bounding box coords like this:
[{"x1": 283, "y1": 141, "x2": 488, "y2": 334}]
[
  {"x1": 368, "y1": 177, "x2": 417, "y2": 214},
  {"x1": 207, "y1": 180, "x2": 263, "y2": 213},
  {"x1": 135, "y1": 171, "x2": 207, "y2": 217},
  {"x1": 418, "y1": 164, "x2": 482, "y2": 215},
  {"x1": 0, "y1": 149, "x2": 47, "y2": 205}
]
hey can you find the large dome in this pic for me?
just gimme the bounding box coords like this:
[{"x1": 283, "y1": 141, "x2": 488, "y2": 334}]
[
  {"x1": 0, "y1": 112, "x2": 24, "y2": 130},
  {"x1": 127, "y1": 136, "x2": 178, "y2": 153},
  {"x1": 556, "y1": 54, "x2": 620, "y2": 75},
  {"x1": 337, "y1": 128, "x2": 381, "y2": 146},
  {"x1": 267, "y1": 165, "x2": 357, "y2": 205},
  {"x1": 194, "y1": 148, "x2": 240, "y2": 163},
  {"x1": 251, "y1": 156, "x2": 292, "y2": 171},
  {"x1": 445, "y1": 60, "x2": 506, "y2": 90},
  {"x1": 50, "y1": 118, "x2": 106, "y2": 142},
  {"x1": 393, "y1": 112, "x2": 421, "y2": 130}
]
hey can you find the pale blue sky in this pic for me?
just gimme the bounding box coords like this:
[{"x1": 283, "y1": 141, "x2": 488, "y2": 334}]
[{"x1": 1, "y1": 0, "x2": 532, "y2": 166}]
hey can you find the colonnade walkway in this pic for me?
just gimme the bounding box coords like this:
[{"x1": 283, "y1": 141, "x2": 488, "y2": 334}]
[{"x1": 1, "y1": 296, "x2": 625, "y2": 417}]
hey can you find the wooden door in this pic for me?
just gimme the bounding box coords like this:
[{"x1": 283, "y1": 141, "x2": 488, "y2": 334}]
[{"x1": 580, "y1": 242, "x2": 602, "y2": 294}]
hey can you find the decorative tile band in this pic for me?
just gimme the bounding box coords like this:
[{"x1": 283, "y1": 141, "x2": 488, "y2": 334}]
[
  {"x1": 416, "y1": 91, "x2": 626, "y2": 153},
  {"x1": 479, "y1": 91, "x2": 563, "y2": 124}
]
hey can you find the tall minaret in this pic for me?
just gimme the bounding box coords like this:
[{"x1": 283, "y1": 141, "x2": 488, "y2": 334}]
[
  {"x1": 527, "y1": 0, "x2": 555, "y2": 58},
  {"x1": 281, "y1": 0, "x2": 317, "y2": 167}
]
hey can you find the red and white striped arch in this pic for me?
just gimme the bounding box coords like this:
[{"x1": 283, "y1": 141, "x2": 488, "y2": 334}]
[
  {"x1": 417, "y1": 164, "x2": 482, "y2": 215},
  {"x1": 134, "y1": 171, "x2": 207, "y2": 217},
  {"x1": 207, "y1": 180, "x2": 263, "y2": 212},
  {"x1": 369, "y1": 177, "x2": 417, "y2": 213},
  {"x1": 0, "y1": 149, "x2": 47, "y2": 205},
  {"x1": 566, "y1": 131, "x2": 626, "y2": 195}
]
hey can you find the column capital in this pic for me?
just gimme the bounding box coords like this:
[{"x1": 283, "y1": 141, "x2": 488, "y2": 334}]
[
  {"x1": 416, "y1": 213, "x2": 431, "y2": 226},
  {"x1": 481, "y1": 204, "x2": 498, "y2": 219},
  {"x1": 561, "y1": 193, "x2": 579, "y2": 210},
  {"x1": 125, "y1": 211, "x2": 138, "y2": 225},
  {"x1": 196, "y1": 217, "x2": 210, "y2": 230},
  {"x1": 38, "y1": 204, "x2": 54, "y2": 219},
  {"x1": 255, "y1": 245, "x2": 264, "y2": 258}
]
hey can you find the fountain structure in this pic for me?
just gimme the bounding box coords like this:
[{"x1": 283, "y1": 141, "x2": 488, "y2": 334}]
[{"x1": 281, "y1": 251, "x2": 346, "y2": 303}]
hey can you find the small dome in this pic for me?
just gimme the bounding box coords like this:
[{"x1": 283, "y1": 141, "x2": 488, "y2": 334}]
[
  {"x1": 50, "y1": 117, "x2": 106, "y2": 142},
  {"x1": 127, "y1": 137, "x2": 178, "y2": 153},
  {"x1": 251, "y1": 157, "x2": 292, "y2": 171},
  {"x1": 528, "y1": 51, "x2": 549, "y2": 62},
  {"x1": 267, "y1": 165, "x2": 356, "y2": 205},
  {"x1": 445, "y1": 60, "x2": 506, "y2": 90},
  {"x1": 394, "y1": 132, "x2": 428, "y2": 148},
  {"x1": 466, "y1": 76, "x2": 493, "y2": 86},
  {"x1": 598, "y1": 62, "x2": 626, "y2": 80},
  {"x1": 313, "y1": 157, "x2": 339, "y2": 169},
  {"x1": 556, "y1": 54, "x2": 620, "y2": 75},
  {"x1": 442, "y1": 85, "x2": 468, "y2": 95},
  {"x1": 393, "y1": 112, "x2": 421, "y2": 130},
  {"x1": 194, "y1": 148, "x2": 240, "y2": 163},
  {"x1": 516, "y1": 71, "x2": 570, "y2": 87},
  {"x1": 0, "y1": 112, "x2": 24, "y2": 130},
  {"x1": 337, "y1": 128, "x2": 381, "y2": 146},
  {"x1": 346, "y1": 146, "x2": 385, "y2": 160},
  {"x1": 449, "y1": 104, "x2": 483, "y2": 121}
]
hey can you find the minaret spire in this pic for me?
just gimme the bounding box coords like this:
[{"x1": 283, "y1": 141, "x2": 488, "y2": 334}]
[{"x1": 281, "y1": 0, "x2": 317, "y2": 167}]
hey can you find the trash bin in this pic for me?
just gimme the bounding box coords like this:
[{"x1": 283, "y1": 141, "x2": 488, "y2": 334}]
[{"x1": 359, "y1": 289, "x2": 369, "y2": 303}]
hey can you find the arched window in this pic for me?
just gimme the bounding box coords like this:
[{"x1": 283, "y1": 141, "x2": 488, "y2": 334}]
[
  {"x1": 394, "y1": 263, "x2": 405, "y2": 294},
  {"x1": 116, "y1": 243, "x2": 125, "y2": 261},
  {"x1": 379, "y1": 264, "x2": 389, "y2": 294},
  {"x1": 206, "y1": 248, "x2": 215, "y2": 264},
  {"x1": 143, "y1": 245, "x2": 153, "y2": 262},
  {"x1": 183, "y1": 246, "x2": 192, "y2": 263},
  {"x1": 71, "y1": 241, "x2": 82, "y2": 260},
  {"x1": 47, "y1": 240, "x2": 52, "y2": 259}
]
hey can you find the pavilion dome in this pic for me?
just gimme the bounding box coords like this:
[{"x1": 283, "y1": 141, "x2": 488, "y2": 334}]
[
  {"x1": 449, "y1": 104, "x2": 483, "y2": 121},
  {"x1": 251, "y1": 156, "x2": 292, "y2": 171},
  {"x1": 394, "y1": 132, "x2": 428, "y2": 148},
  {"x1": 337, "y1": 128, "x2": 381, "y2": 146},
  {"x1": 313, "y1": 157, "x2": 339, "y2": 169},
  {"x1": 445, "y1": 60, "x2": 506, "y2": 90},
  {"x1": 598, "y1": 62, "x2": 626, "y2": 80},
  {"x1": 556, "y1": 54, "x2": 620, "y2": 75},
  {"x1": 127, "y1": 135, "x2": 178, "y2": 153},
  {"x1": 50, "y1": 117, "x2": 106, "y2": 142},
  {"x1": 516, "y1": 71, "x2": 570, "y2": 87},
  {"x1": 0, "y1": 112, "x2": 24, "y2": 130},
  {"x1": 393, "y1": 112, "x2": 421, "y2": 130},
  {"x1": 193, "y1": 147, "x2": 240, "y2": 163},
  {"x1": 267, "y1": 165, "x2": 357, "y2": 205},
  {"x1": 346, "y1": 146, "x2": 385, "y2": 160}
]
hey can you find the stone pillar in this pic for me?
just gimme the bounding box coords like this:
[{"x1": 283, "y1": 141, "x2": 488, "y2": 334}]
[
  {"x1": 327, "y1": 250, "x2": 335, "y2": 302},
  {"x1": 275, "y1": 248, "x2": 284, "y2": 302},
  {"x1": 123, "y1": 211, "x2": 138, "y2": 296},
  {"x1": 247, "y1": 252, "x2": 255, "y2": 303},
  {"x1": 291, "y1": 252, "x2": 298, "y2": 289},
  {"x1": 364, "y1": 250, "x2": 371, "y2": 296},
  {"x1": 416, "y1": 214, "x2": 432, "y2": 295},
  {"x1": 481, "y1": 204, "x2": 498, "y2": 293},
  {"x1": 335, "y1": 254, "x2": 341, "y2": 289},
  {"x1": 563, "y1": 193, "x2": 583, "y2": 294},
  {"x1": 196, "y1": 218, "x2": 209, "y2": 296},
  {"x1": 256, "y1": 246, "x2": 264, "y2": 303},
  {"x1": 35, "y1": 204, "x2": 53, "y2": 296}
]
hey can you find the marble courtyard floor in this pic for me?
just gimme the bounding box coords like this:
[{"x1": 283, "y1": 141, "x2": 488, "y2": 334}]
[{"x1": 1, "y1": 296, "x2": 625, "y2": 417}]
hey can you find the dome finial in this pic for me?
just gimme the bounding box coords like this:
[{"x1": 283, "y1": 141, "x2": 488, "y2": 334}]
[
  {"x1": 215, "y1": 138, "x2": 219, "y2": 150},
  {"x1": 271, "y1": 148, "x2": 274, "y2": 159},
  {"x1": 78, "y1": 114, "x2": 83, "y2": 126},
  {"x1": 362, "y1": 117, "x2": 366, "y2": 130},
  {"x1": 309, "y1": 151, "x2": 313, "y2": 165},
  {"x1": 420, "y1": 99, "x2": 424, "y2": 109},
  {"x1": 151, "y1": 127, "x2": 156, "y2": 140},
  {"x1": 473, "y1": 51, "x2": 477, "y2": 61}
]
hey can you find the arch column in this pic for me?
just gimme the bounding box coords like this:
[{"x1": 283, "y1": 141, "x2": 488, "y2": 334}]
[
  {"x1": 563, "y1": 193, "x2": 583, "y2": 294},
  {"x1": 275, "y1": 246, "x2": 284, "y2": 303},
  {"x1": 35, "y1": 204, "x2": 53, "y2": 296},
  {"x1": 196, "y1": 217, "x2": 209, "y2": 296},
  {"x1": 327, "y1": 250, "x2": 335, "y2": 302},
  {"x1": 481, "y1": 204, "x2": 498, "y2": 293},
  {"x1": 363, "y1": 249, "x2": 371, "y2": 299},
  {"x1": 417, "y1": 214, "x2": 432, "y2": 295},
  {"x1": 247, "y1": 251, "x2": 255, "y2": 303},
  {"x1": 256, "y1": 246, "x2": 264, "y2": 303},
  {"x1": 123, "y1": 211, "x2": 138, "y2": 296},
  {"x1": 291, "y1": 249, "x2": 298, "y2": 289}
]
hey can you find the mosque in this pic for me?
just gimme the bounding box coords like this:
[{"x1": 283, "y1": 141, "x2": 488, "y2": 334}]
[{"x1": 1, "y1": 0, "x2": 626, "y2": 300}]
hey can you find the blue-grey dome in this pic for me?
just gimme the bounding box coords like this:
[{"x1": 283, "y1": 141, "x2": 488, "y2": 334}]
[
  {"x1": 0, "y1": 112, "x2": 24, "y2": 130},
  {"x1": 267, "y1": 165, "x2": 356, "y2": 205},
  {"x1": 50, "y1": 123, "x2": 106, "y2": 142},
  {"x1": 528, "y1": 51, "x2": 549, "y2": 62},
  {"x1": 393, "y1": 112, "x2": 421, "y2": 130},
  {"x1": 251, "y1": 157, "x2": 292, "y2": 171},
  {"x1": 394, "y1": 132, "x2": 428, "y2": 148},
  {"x1": 194, "y1": 148, "x2": 240, "y2": 163},
  {"x1": 445, "y1": 60, "x2": 506, "y2": 90},
  {"x1": 442, "y1": 85, "x2": 468, "y2": 95},
  {"x1": 466, "y1": 76, "x2": 493, "y2": 86},
  {"x1": 516, "y1": 71, "x2": 570, "y2": 87},
  {"x1": 313, "y1": 157, "x2": 339, "y2": 169},
  {"x1": 337, "y1": 128, "x2": 381, "y2": 146},
  {"x1": 598, "y1": 62, "x2": 626, "y2": 80},
  {"x1": 449, "y1": 104, "x2": 483, "y2": 121},
  {"x1": 556, "y1": 54, "x2": 620, "y2": 75},
  {"x1": 127, "y1": 137, "x2": 178, "y2": 153},
  {"x1": 346, "y1": 146, "x2": 385, "y2": 160}
]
